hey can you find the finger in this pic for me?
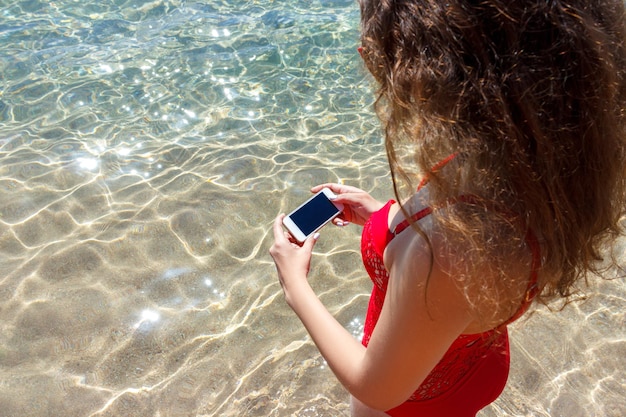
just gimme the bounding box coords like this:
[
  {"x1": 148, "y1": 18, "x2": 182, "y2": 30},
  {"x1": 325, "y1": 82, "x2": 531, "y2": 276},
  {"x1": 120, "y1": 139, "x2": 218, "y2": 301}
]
[
  {"x1": 310, "y1": 183, "x2": 339, "y2": 193},
  {"x1": 332, "y1": 217, "x2": 349, "y2": 227},
  {"x1": 272, "y1": 214, "x2": 287, "y2": 242},
  {"x1": 311, "y1": 183, "x2": 355, "y2": 195},
  {"x1": 302, "y1": 232, "x2": 320, "y2": 252},
  {"x1": 330, "y1": 191, "x2": 363, "y2": 205},
  {"x1": 286, "y1": 231, "x2": 302, "y2": 246}
]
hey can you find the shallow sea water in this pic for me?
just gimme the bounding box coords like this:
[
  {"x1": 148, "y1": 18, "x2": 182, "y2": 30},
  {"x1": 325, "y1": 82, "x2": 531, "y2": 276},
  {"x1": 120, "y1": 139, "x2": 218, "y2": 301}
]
[{"x1": 0, "y1": 1, "x2": 624, "y2": 416}]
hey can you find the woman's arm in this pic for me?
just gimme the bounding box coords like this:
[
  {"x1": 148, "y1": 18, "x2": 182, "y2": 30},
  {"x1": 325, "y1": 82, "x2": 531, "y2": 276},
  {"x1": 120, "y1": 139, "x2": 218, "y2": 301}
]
[
  {"x1": 270, "y1": 212, "x2": 474, "y2": 411},
  {"x1": 358, "y1": 218, "x2": 473, "y2": 409}
]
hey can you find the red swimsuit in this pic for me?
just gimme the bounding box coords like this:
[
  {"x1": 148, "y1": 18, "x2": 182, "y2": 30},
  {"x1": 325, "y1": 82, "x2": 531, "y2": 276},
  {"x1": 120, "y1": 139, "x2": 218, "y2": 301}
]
[{"x1": 360, "y1": 199, "x2": 540, "y2": 417}]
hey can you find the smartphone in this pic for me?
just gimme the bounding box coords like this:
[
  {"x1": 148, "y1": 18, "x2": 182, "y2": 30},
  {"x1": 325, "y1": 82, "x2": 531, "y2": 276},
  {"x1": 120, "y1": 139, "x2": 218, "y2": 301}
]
[{"x1": 282, "y1": 188, "x2": 344, "y2": 243}]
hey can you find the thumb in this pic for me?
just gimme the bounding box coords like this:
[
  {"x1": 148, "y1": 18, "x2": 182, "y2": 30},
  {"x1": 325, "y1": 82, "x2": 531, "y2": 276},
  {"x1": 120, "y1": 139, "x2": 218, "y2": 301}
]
[
  {"x1": 331, "y1": 191, "x2": 363, "y2": 206},
  {"x1": 303, "y1": 232, "x2": 320, "y2": 252}
]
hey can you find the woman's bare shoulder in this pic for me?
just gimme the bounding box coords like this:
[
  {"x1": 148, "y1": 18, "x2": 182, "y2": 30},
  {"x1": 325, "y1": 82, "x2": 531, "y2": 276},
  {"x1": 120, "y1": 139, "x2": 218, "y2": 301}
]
[{"x1": 384, "y1": 200, "x2": 535, "y2": 333}]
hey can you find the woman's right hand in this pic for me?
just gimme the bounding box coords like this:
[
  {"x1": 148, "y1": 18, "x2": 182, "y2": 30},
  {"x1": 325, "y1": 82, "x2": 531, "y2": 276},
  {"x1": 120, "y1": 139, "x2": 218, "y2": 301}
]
[{"x1": 311, "y1": 183, "x2": 386, "y2": 226}]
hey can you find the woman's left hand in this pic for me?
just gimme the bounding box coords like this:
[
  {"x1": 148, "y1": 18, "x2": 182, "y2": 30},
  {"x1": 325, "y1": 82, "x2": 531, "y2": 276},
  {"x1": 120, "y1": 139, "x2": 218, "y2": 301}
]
[{"x1": 269, "y1": 214, "x2": 319, "y2": 305}]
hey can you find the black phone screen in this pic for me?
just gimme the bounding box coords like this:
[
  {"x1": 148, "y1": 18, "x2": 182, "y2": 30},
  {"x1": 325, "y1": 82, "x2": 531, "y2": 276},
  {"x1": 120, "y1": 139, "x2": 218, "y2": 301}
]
[{"x1": 290, "y1": 193, "x2": 340, "y2": 236}]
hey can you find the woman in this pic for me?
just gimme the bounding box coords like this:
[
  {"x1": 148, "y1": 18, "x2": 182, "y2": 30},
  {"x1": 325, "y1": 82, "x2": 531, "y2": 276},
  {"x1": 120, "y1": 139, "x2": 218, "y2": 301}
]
[{"x1": 270, "y1": 1, "x2": 626, "y2": 416}]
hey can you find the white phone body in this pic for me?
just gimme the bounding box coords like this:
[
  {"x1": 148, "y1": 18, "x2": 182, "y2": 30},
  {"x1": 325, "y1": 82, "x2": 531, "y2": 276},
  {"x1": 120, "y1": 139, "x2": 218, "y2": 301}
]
[{"x1": 282, "y1": 188, "x2": 344, "y2": 243}]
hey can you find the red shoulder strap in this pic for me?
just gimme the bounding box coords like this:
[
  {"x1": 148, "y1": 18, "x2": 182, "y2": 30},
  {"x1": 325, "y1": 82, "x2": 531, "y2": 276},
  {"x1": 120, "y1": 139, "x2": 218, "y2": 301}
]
[
  {"x1": 385, "y1": 206, "x2": 433, "y2": 245},
  {"x1": 417, "y1": 152, "x2": 459, "y2": 190},
  {"x1": 386, "y1": 195, "x2": 542, "y2": 323},
  {"x1": 387, "y1": 153, "x2": 458, "y2": 243}
]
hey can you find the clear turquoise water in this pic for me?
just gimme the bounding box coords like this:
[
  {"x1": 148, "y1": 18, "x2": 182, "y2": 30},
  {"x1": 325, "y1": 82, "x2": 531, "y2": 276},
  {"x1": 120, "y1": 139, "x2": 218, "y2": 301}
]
[{"x1": 0, "y1": 1, "x2": 624, "y2": 416}]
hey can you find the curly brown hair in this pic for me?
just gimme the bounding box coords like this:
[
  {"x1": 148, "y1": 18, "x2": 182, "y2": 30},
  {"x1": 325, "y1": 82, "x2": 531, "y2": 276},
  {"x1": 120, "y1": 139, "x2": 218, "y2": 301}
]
[{"x1": 359, "y1": 0, "x2": 626, "y2": 302}]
